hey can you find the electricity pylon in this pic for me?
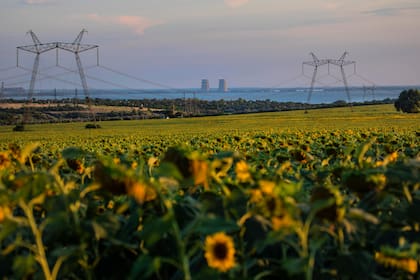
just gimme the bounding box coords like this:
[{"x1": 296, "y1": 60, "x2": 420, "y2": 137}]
[
  {"x1": 303, "y1": 51, "x2": 355, "y2": 112},
  {"x1": 16, "y1": 29, "x2": 99, "y2": 125},
  {"x1": 58, "y1": 29, "x2": 99, "y2": 124},
  {"x1": 17, "y1": 31, "x2": 58, "y2": 123}
]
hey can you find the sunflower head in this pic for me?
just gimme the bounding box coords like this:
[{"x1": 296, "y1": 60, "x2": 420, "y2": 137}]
[
  {"x1": 0, "y1": 205, "x2": 11, "y2": 223},
  {"x1": 342, "y1": 170, "x2": 387, "y2": 198},
  {"x1": 125, "y1": 180, "x2": 157, "y2": 204},
  {"x1": 310, "y1": 185, "x2": 345, "y2": 223},
  {"x1": 235, "y1": 160, "x2": 252, "y2": 183},
  {"x1": 204, "y1": 232, "x2": 236, "y2": 272},
  {"x1": 0, "y1": 152, "x2": 11, "y2": 170},
  {"x1": 375, "y1": 252, "x2": 418, "y2": 274},
  {"x1": 271, "y1": 212, "x2": 296, "y2": 231}
]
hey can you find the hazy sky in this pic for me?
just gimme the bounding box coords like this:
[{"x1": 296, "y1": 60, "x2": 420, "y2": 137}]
[{"x1": 1, "y1": 0, "x2": 419, "y2": 89}]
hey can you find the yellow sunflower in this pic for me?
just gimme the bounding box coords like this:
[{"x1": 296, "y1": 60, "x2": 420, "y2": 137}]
[
  {"x1": 0, "y1": 206, "x2": 11, "y2": 223},
  {"x1": 375, "y1": 252, "x2": 418, "y2": 274},
  {"x1": 271, "y1": 213, "x2": 295, "y2": 231},
  {"x1": 204, "y1": 232, "x2": 236, "y2": 272},
  {"x1": 125, "y1": 181, "x2": 157, "y2": 204},
  {"x1": 235, "y1": 160, "x2": 252, "y2": 183},
  {"x1": 0, "y1": 152, "x2": 11, "y2": 170}
]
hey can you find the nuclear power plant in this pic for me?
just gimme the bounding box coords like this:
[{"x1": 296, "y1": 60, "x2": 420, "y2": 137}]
[
  {"x1": 218, "y1": 79, "x2": 227, "y2": 92},
  {"x1": 200, "y1": 79, "x2": 228, "y2": 92}
]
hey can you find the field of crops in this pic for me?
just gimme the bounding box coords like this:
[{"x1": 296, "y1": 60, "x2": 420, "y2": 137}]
[{"x1": 0, "y1": 104, "x2": 419, "y2": 279}]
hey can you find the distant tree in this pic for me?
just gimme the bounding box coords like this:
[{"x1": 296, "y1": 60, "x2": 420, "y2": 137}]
[{"x1": 394, "y1": 89, "x2": 420, "y2": 113}]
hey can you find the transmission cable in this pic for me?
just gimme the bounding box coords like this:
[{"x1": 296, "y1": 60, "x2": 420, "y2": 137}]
[
  {"x1": 0, "y1": 66, "x2": 17, "y2": 72},
  {"x1": 17, "y1": 65, "x2": 82, "y2": 88},
  {"x1": 98, "y1": 64, "x2": 185, "y2": 92},
  {"x1": 269, "y1": 73, "x2": 306, "y2": 90}
]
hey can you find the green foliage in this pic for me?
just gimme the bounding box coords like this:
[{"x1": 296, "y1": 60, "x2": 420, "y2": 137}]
[
  {"x1": 12, "y1": 124, "x2": 25, "y2": 132},
  {"x1": 85, "y1": 123, "x2": 101, "y2": 129},
  {"x1": 395, "y1": 88, "x2": 420, "y2": 113},
  {"x1": 0, "y1": 106, "x2": 419, "y2": 279}
]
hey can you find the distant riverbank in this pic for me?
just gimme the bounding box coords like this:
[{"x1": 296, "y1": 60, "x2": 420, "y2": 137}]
[
  {"x1": 0, "y1": 86, "x2": 410, "y2": 104},
  {"x1": 0, "y1": 97, "x2": 394, "y2": 125}
]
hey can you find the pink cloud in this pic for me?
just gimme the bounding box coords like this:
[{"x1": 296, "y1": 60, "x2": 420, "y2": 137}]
[
  {"x1": 117, "y1": 16, "x2": 163, "y2": 35},
  {"x1": 24, "y1": 0, "x2": 53, "y2": 4},
  {"x1": 224, "y1": 0, "x2": 249, "y2": 8},
  {"x1": 87, "y1": 14, "x2": 164, "y2": 35},
  {"x1": 86, "y1": 13, "x2": 101, "y2": 21}
]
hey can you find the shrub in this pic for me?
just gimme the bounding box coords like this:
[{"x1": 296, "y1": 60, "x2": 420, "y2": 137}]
[
  {"x1": 85, "y1": 123, "x2": 101, "y2": 129},
  {"x1": 394, "y1": 89, "x2": 420, "y2": 113},
  {"x1": 13, "y1": 124, "x2": 25, "y2": 131}
]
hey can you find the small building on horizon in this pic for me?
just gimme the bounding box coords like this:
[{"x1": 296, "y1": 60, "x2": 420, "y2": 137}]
[
  {"x1": 218, "y1": 79, "x2": 228, "y2": 92},
  {"x1": 201, "y1": 79, "x2": 209, "y2": 92}
]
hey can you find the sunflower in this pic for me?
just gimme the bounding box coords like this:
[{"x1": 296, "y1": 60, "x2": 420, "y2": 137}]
[
  {"x1": 126, "y1": 180, "x2": 157, "y2": 204},
  {"x1": 0, "y1": 206, "x2": 11, "y2": 223},
  {"x1": 204, "y1": 232, "x2": 236, "y2": 272},
  {"x1": 375, "y1": 252, "x2": 418, "y2": 274},
  {"x1": 235, "y1": 160, "x2": 252, "y2": 183},
  {"x1": 310, "y1": 186, "x2": 345, "y2": 223},
  {"x1": 248, "y1": 180, "x2": 275, "y2": 203},
  {"x1": 271, "y1": 213, "x2": 295, "y2": 231},
  {"x1": 0, "y1": 152, "x2": 11, "y2": 170}
]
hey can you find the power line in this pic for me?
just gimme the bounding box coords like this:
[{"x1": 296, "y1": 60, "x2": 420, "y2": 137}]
[
  {"x1": 1, "y1": 71, "x2": 30, "y2": 82},
  {"x1": 0, "y1": 66, "x2": 17, "y2": 72},
  {"x1": 302, "y1": 52, "x2": 355, "y2": 111},
  {"x1": 98, "y1": 64, "x2": 185, "y2": 92},
  {"x1": 59, "y1": 65, "x2": 185, "y2": 97},
  {"x1": 270, "y1": 73, "x2": 306, "y2": 89},
  {"x1": 18, "y1": 65, "x2": 82, "y2": 87}
]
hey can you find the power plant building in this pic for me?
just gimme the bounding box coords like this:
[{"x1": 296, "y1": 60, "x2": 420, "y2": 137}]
[
  {"x1": 218, "y1": 79, "x2": 228, "y2": 92},
  {"x1": 201, "y1": 79, "x2": 210, "y2": 92}
]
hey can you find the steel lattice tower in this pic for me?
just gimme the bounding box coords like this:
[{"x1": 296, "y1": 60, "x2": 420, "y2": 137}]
[
  {"x1": 16, "y1": 29, "x2": 99, "y2": 124},
  {"x1": 303, "y1": 52, "x2": 355, "y2": 112}
]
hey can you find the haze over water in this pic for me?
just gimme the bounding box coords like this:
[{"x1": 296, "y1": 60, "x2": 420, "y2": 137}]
[{"x1": 1, "y1": 86, "x2": 406, "y2": 104}]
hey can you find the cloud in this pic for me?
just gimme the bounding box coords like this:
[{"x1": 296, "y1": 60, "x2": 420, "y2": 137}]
[
  {"x1": 87, "y1": 14, "x2": 164, "y2": 35},
  {"x1": 363, "y1": 6, "x2": 420, "y2": 16},
  {"x1": 23, "y1": 0, "x2": 53, "y2": 4},
  {"x1": 116, "y1": 16, "x2": 164, "y2": 35},
  {"x1": 224, "y1": 0, "x2": 249, "y2": 8}
]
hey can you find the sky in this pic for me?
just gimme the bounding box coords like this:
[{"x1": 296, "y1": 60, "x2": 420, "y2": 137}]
[{"x1": 1, "y1": 0, "x2": 420, "y2": 89}]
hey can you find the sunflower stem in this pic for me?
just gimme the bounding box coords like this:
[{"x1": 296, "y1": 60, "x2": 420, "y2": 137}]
[
  {"x1": 19, "y1": 199, "x2": 53, "y2": 280},
  {"x1": 166, "y1": 200, "x2": 192, "y2": 280}
]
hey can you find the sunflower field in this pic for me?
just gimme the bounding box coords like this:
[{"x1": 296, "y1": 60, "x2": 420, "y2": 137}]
[{"x1": 0, "y1": 107, "x2": 419, "y2": 279}]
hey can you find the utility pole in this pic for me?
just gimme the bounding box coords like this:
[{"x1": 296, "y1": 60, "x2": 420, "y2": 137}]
[
  {"x1": 17, "y1": 30, "x2": 57, "y2": 124},
  {"x1": 16, "y1": 29, "x2": 99, "y2": 128},
  {"x1": 57, "y1": 29, "x2": 99, "y2": 124},
  {"x1": 302, "y1": 51, "x2": 355, "y2": 112},
  {"x1": 74, "y1": 88, "x2": 78, "y2": 108},
  {"x1": 0, "y1": 81, "x2": 4, "y2": 99}
]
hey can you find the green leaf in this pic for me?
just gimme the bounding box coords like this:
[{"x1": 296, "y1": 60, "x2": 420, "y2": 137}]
[
  {"x1": 348, "y1": 208, "x2": 379, "y2": 224},
  {"x1": 282, "y1": 257, "x2": 307, "y2": 276},
  {"x1": 128, "y1": 255, "x2": 156, "y2": 280},
  {"x1": 12, "y1": 255, "x2": 36, "y2": 279},
  {"x1": 0, "y1": 221, "x2": 18, "y2": 243},
  {"x1": 335, "y1": 251, "x2": 374, "y2": 279},
  {"x1": 310, "y1": 197, "x2": 335, "y2": 214},
  {"x1": 138, "y1": 215, "x2": 173, "y2": 246},
  {"x1": 198, "y1": 192, "x2": 224, "y2": 217},
  {"x1": 92, "y1": 221, "x2": 108, "y2": 240},
  {"x1": 19, "y1": 142, "x2": 40, "y2": 162},
  {"x1": 51, "y1": 245, "x2": 81, "y2": 258},
  {"x1": 355, "y1": 140, "x2": 374, "y2": 167},
  {"x1": 194, "y1": 216, "x2": 239, "y2": 235},
  {"x1": 62, "y1": 147, "x2": 87, "y2": 160},
  {"x1": 156, "y1": 162, "x2": 184, "y2": 181}
]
